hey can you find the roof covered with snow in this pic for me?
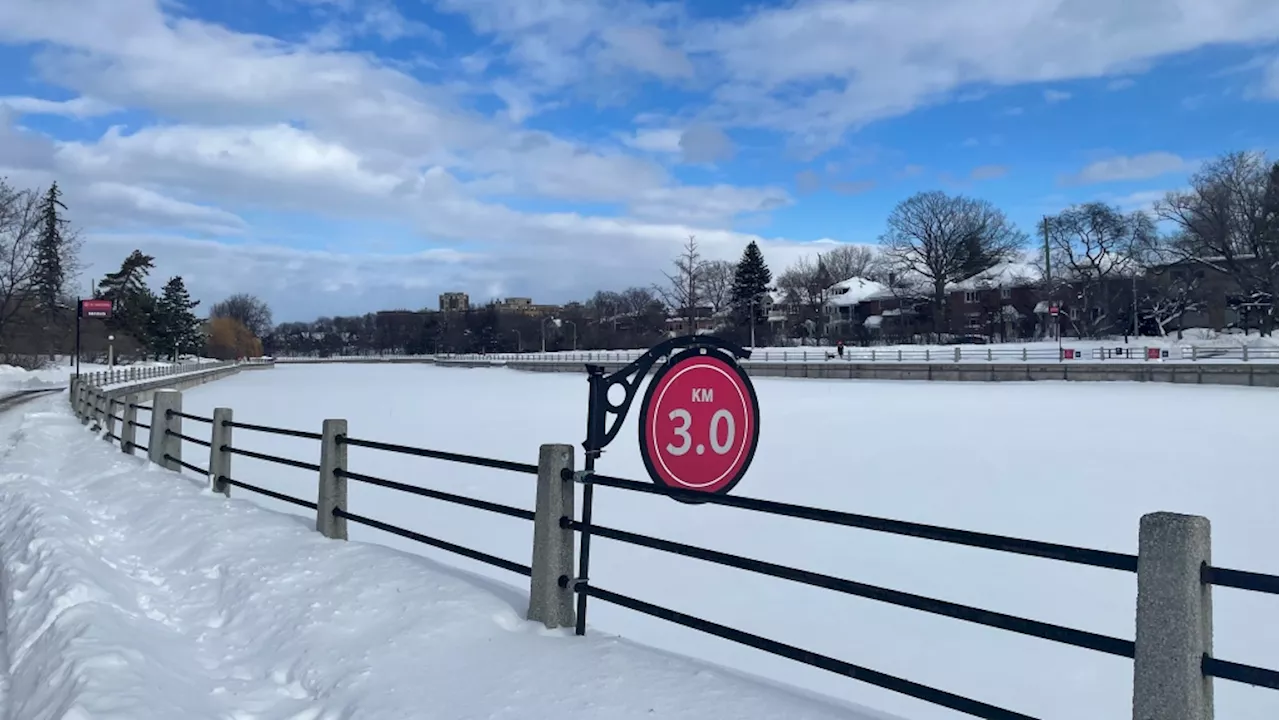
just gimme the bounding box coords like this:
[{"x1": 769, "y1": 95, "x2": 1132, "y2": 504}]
[
  {"x1": 949, "y1": 259, "x2": 1042, "y2": 291},
  {"x1": 826, "y1": 277, "x2": 890, "y2": 306}
]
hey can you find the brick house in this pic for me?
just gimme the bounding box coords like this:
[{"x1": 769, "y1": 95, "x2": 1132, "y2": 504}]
[
  {"x1": 666, "y1": 306, "x2": 717, "y2": 335},
  {"x1": 943, "y1": 262, "x2": 1043, "y2": 340}
]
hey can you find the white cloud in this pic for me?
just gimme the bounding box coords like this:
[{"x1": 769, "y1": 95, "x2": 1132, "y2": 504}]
[
  {"x1": 1259, "y1": 56, "x2": 1279, "y2": 100},
  {"x1": 621, "y1": 128, "x2": 684, "y2": 154},
  {"x1": 969, "y1": 164, "x2": 1009, "y2": 180},
  {"x1": 686, "y1": 0, "x2": 1275, "y2": 138},
  {"x1": 1064, "y1": 152, "x2": 1193, "y2": 185},
  {"x1": 598, "y1": 26, "x2": 694, "y2": 79},
  {"x1": 82, "y1": 183, "x2": 249, "y2": 236},
  {"x1": 678, "y1": 124, "x2": 736, "y2": 164},
  {"x1": 1042, "y1": 89, "x2": 1072, "y2": 103},
  {"x1": 1110, "y1": 189, "x2": 1169, "y2": 213},
  {"x1": 0, "y1": 95, "x2": 117, "y2": 118},
  {"x1": 1106, "y1": 78, "x2": 1136, "y2": 90}
]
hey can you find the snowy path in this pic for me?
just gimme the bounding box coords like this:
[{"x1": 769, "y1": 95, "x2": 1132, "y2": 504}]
[{"x1": 0, "y1": 396, "x2": 898, "y2": 720}]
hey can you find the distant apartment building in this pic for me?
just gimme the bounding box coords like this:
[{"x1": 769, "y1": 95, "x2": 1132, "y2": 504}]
[
  {"x1": 438, "y1": 292, "x2": 470, "y2": 312},
  {"x1": 489, "y1": 297, "x2": 561, "y2": 317}
]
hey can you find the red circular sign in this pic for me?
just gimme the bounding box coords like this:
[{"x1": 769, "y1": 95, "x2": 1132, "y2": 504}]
[{"x1": 638, "y1": 349, "x2": 759, "y2": 497}]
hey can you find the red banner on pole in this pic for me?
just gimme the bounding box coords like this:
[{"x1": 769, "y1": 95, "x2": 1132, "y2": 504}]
[{"x1": 80, "y1": 299, "x2": 113, "y2": 318}]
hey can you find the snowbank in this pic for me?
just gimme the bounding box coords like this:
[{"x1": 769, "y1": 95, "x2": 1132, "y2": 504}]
[
  {"x1": 0, "y1": 357, "x2": 225, "y2": 394},
  {"x1": 0, "y1": 397, "x2": 897, "y2": 720}
]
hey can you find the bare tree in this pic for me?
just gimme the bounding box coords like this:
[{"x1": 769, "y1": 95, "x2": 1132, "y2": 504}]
[
  {"x1": 1155, "y1": 151, "x2": 1277, "y2": 331},
  {"x1": 0, "y1": 179, "x2": 41, "y2": 347},
  {"x1": 210, "y1": 293, "x2": 274, "y2": 339},
  {"x1": 619, "y1": 286, "x2": 660, "y2": 317},
  {"x1": 1043, "y1": 202, "x2": 1153, "y2": 337},
  {"x1": 655, "y1": 235, "x2": 706, "y2": 333},
  {"x1": 698, "y1": 260, "x2": 735, "y2": 315},
  {"x1": 879, "y1": 191, "x2": 1026, "y2": 334},
  {"x1": 775, "y1": 255, "x2": 836, "y2": 338},
  {"x1": 1139, "y1": 269, "x2": 1204, "y2": 338},
  {"x1": 820, "y1": 245, "x2": 878, "y2": 282}
]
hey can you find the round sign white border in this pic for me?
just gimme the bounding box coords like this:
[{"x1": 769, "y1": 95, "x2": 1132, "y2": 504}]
[{"x1": 650, "y1": 358, "x2": 747, "y2": 486}]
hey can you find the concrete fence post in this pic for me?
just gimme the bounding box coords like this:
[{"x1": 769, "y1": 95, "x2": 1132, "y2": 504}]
[
  {"x1": 121, "y1": 395, "x2": 138, "y2": 454},
  {"x1": 79, "y1": 382, "x2": 92, "y2": 424},
  {"x1": 527, "y1": 443, "x2": 576, "y2": 629},
  {"x1": 92, "y1": 387, "x2": 105, "y2": 428},
  {"x1": 102, "y1": 393, "x2": 116, "y2": 441},
  {"x1": 148, "y1": 389, "x2": 183, "y2": 471},
  {"x1": 1132, "y1": 512, "x2": 1213, "y2": 720},
  {"x1": 316, "y1": 419, "x2": 348, "y2": 540},
  {"x1": 209, "y1": 408, "x2": 233, "y2": 496}
]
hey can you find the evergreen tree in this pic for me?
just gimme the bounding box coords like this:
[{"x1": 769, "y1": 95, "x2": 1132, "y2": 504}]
[
  {"x1": 730, "y1": 241, "x2": 773, "y2": 329},
  {"x1": 155, "y1": 276, "x2": 203, "y2": 360},
  {"x1": 97, "y1": 249, "x2": 158, "y2": 352},
  {"x1": 32, "y1": 183, "x2": 67, "y2": 315}
]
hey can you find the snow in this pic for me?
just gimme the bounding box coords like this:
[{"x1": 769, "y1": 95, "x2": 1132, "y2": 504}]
[
  {"x1": 0, "y1": 395, "x2": 899, "y2": 720},
  {"x1": 167, "y1": 365, "x2": 1279, "y2": 720},
  {"x1": 827, "y1": 277, "x2": 889, "y2": 307},
  {"x1": 947, "y1": 260, "x2": 1041, "y2": 291},
  {"x1": 0, "y1": 357, "x2": 222, "y2": 393}
]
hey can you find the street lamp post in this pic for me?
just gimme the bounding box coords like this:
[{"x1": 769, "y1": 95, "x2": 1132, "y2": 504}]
[
  {"x1": 541, "y1": 316, "x2": 558, "y2": 353},
  {"x1": 512, "y1": 329, "x2": 522, "y2": 352},
  {"x1": 108, "y1": 335, "x2": 115, "y2": 369},
  {"x1": 562, "y1": 320, "x2": 577, "y2": 350}
]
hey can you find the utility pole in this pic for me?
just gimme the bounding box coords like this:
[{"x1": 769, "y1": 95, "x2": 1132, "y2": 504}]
[
  {"x1": 1042, "y1": 216, "x2": 1053, "y2": 340},
  {"x1": 1131, "y1": 274, "x2": 1139, "y2": 340}
]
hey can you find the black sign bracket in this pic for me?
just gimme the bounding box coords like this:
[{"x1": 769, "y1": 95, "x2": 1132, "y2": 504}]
[{"x1": 582, "y1": 335, "x2": 749, "y2": 462}]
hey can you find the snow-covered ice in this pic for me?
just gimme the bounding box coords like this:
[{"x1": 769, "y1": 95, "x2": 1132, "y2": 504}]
[
  {"x1": 0, "y1": 394, "x2": 902, "y2": 720},
  {"x1": 169, "y1": 364, "x2": 1278, "y2": 720}
]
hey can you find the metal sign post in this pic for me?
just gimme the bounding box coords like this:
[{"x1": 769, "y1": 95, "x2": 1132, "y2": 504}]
[
  {"x1": 572, "y1": 335, "x2": 760, "y2": 635},
  {"x1": 75, "y1": 299, "x2": 114, "y2": 379}
]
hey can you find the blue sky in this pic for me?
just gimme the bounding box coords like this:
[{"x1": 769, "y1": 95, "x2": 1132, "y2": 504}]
[{"x1": 0, "y1": 0, "x2": 1276, "y2": 321}]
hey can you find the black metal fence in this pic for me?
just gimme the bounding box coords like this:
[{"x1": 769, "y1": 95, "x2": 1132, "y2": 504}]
[{"x1": 73, "y1": 376, "x2": 1278, "y2": 720}]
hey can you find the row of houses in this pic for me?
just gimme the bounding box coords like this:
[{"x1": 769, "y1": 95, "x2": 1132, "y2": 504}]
[{"x1": 672, "y1": 256, "x2": 1267, "y2": 343}]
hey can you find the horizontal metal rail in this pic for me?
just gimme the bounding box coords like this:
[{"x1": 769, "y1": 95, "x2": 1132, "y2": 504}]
[
  {"x1": 336, "y1": 469, "x2": 534, "y2": 521},
  {"x1": 129, "y1": 403, "x2": 152, "y2": 411},
  {"x1": 109, "y1": 413, "x2": 124, "y2": 423},
  {"x1": 1202, "y1": 564, "x2": 1279, "y2": 594},
  {"x1": 169, "y1": 410, "x2": 213, "y2": 423},
  {"x1": 134, "y1": 421, "x2": 151, "y2": 430},
  {"x1": 571, "y1": 471, "x2": 1138, "y2": 572},
  {"x1": 166, "y1": 429, "x2": 211, "y2": 448},
  {"x1": 133, "y1": 442, "x2": 149, "y2": 453},
  {"x1": 223, "y1": 445, "x2": 321, "y2": 472},
  {"x1": 223, "y1": 420, "x2": 322, "y2": 441},
  {"x1": 569, "y1": 581, "x2": 1036, "y2": 720},
  {"x1": 164, "y1": 454, "x2": 209, "y2": 477},
  {"x1": 566, "y1": 518, "x2": 1134, "y2": 658},
  {"x1": 1202, "y1": 655, "x2": 1280, "y2": 689},
  {"x1": 218, "y1": 475, "x2": 317, "y2": 509},
  {"x1": 333, "y1": 507, "x2": 531, "y2": 576},
  {"x1": 337, "y1": 435, "x2": 538, "y2": 475}
]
